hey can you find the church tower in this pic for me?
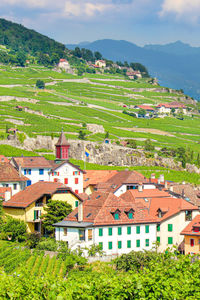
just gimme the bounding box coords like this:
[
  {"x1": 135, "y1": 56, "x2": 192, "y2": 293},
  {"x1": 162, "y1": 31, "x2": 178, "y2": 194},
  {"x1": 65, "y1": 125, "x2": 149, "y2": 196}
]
[{"x1": 55, "y1": 130, "x2": 70, "y2": 160}]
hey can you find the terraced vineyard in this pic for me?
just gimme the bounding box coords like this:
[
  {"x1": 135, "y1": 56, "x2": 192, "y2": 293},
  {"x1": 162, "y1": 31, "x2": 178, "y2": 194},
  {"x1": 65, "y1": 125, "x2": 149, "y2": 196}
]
[{"x1": 0, "y1": 64, "x2": 199, "y2": 159}]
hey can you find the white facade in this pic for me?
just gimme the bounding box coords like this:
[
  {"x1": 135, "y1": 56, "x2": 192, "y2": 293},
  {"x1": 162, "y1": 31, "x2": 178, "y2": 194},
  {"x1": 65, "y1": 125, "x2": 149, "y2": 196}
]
[
  {"x1": 157, "y1": 106, "x2": 187, "y2": 115},
  {"x1": 49, "y1": 162, "x2": 83, "y2": 194},
  {"x1": 157, "y1": 210, "x2": 199, "y2": 252},
  {"x1": 55, "y1": 223, "x2": 157, "y2": 255},
  {"x1": 22, "y1": 167, "x2": 51, "y2": 186},
  {"x1": 58, "y1": 60, "x2": 70, "y2": 71},
  {"x1": 114, "y1": 183, "x2": 156, "y2": 197},
  {"x1": 0, "y1": 181, "x2": 26, "y2": 196}
]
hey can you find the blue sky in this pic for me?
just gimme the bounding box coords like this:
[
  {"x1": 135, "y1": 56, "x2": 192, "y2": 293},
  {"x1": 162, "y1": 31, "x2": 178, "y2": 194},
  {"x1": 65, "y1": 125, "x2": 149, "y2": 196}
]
[{"x1": 1, "y1": 0, "x2": 200, "y2": 46}]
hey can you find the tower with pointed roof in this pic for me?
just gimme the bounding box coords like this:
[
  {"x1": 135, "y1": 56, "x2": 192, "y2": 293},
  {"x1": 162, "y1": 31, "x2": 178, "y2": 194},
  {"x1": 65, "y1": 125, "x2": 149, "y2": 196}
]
[{"x1": 55, "y1": 130, "x2": 70, "y2": 160}]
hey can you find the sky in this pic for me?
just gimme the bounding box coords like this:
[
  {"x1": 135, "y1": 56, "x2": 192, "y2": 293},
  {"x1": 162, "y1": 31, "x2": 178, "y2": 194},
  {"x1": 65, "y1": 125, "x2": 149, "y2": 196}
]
[{"x1": 1, "y1": 0, "x2": 200, "y2": 46}]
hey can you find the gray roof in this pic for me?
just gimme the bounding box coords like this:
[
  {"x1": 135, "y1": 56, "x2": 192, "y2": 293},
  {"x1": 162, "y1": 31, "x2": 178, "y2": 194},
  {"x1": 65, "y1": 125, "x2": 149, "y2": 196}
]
[{"x1": 53, "y1": 220, "x2": 93, "y2": 228}]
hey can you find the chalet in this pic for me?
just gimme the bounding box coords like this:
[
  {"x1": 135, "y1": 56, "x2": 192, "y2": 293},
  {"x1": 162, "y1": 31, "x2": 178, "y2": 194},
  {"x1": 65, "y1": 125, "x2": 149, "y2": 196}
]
[
  {"x1": 3, "y1": 181, "x2": 83, "y2": 234},
  {"x1": 121, "y1": 188, "x2": 199, "y2": 253},
  {"x1": 54, "y1": 191, "x2": 158, "y2": 255},
  {"x1": 181, "y1": 215, "x2": 200, "y2": 254},
  {"x1": 0, "y1": 162, "x2": 28, "y2": 196}
]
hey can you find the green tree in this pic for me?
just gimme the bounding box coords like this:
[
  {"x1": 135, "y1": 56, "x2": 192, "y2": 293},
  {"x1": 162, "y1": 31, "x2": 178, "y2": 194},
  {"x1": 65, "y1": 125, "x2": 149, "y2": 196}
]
[
  {"x1": 0, "y1": 199, "x2": 3, "y2": 225},
  {"x1": 1, "y1": 216, "x2": 27, "y2": 241},
  {"x1": 138, "y1": 108, "x2": 146, "y2": 116},
  {"x1": 16, "y1": 52, "x2": 26, "y2": 67},
  {"x1": 94, "y1": 51, "x2": 102, "y2": 60},
  {"x1": 36, "y1": 80, "x2": 45, "y2": 89},
  {"x1": 144, "y1": 139, "x2": 154, "y2": 151},
  {"x1": 105, "y1": 131, "x2": 109, "y2": 139},
  {"x1": 73, "y1": 47, "x2": 82, "y2": 58},
  {"x1": 78, "y1": 130, "x2": 86, "y2": 140},
  {"x1": 42, "y1": 200, "x2": 72, "y2": 234}
]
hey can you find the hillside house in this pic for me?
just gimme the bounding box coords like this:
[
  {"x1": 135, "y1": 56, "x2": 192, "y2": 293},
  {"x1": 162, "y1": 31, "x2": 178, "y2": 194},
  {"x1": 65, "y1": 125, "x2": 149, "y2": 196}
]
[
  {"x1": 181, "y1": 215, "x2": 200, "y2": 254},
  {"x1": 156, "y1": 102, "x2": 187, "y2": 115},
  {"x1": 58, "y1": 59, "x2": 70, "y2": 71},
  {"x1": 95, "y1": 60, "x2": 106, "y2": 68},
  {"x1": 121, "y1": 189, "x2": 199, "y2": 253},
  {"x1": 0, "y1": 162, "x2": 28, "y2": 196},
  {"x1": 54, "y1": 191, "x2": 158, "y2": 255},
  {"x1": 126, "y1": 71, "x2": 142, "y2": 79},
  {"x1": 3, "y1": 181, "x2": 83, "y2": 234}
]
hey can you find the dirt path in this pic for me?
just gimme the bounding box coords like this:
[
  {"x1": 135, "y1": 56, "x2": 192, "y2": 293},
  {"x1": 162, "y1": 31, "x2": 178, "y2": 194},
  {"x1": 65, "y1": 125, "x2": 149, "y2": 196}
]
[{"x1": 116, "y1": 127, "x2": 175, "y2": 137}]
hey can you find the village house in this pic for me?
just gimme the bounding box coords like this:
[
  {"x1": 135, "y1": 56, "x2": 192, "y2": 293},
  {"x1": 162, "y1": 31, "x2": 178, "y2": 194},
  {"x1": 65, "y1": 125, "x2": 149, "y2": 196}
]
[
  {"x1": 181, "y1": 215, "x2": 200, "y2": 254},
  {"x1": 95, "y1": 60, "x2": 106, "y2": 68},
  {"x1": 3, "y1": 181, "x2": 83, "y2": 234},
  {"x1": 120, "y1": 188, "x2": 199, "y2": 253},
  {"x1": 58, "y1": 59, "x2": 71, "y2": 71},
  {"x1": 156, "y1": 102, "x2": 187, "y2": 115},
  {"x1": 54, "y1": 191, "x2": 158, "y2": 255},
  {"x1": 0, "y1": 161, "x2": 28, "y2": 197},
  {"x1": 126, "y1": 71, "x2": 142, "y2": 79}
]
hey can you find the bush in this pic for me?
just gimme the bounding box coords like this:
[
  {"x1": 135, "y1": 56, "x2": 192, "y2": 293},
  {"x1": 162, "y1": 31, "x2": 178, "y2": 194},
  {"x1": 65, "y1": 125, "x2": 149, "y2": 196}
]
[
  {"x1": 36, "y1": 238, "x2": 58, "y2": 251},
  {"x1": 1, "y1": 216, "x2": 27, "y2": 242},
  {"x1": 26, "y1": 232, "x2": 41, "y2": 248},
  {"x1": 36, "y1": 80, "x2": 45, "y2": 89}
]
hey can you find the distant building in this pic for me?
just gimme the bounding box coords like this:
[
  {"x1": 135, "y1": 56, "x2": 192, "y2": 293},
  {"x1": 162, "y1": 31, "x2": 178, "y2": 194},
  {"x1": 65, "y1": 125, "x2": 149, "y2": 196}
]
[
  {"x1": 181, "y1": 215, "x2": 200, "y2": 254},
  {"x1": 156, "y1": 102, "x2": 187, "y2": 115},
  {"x1": 95, "y1": 60, "x2": 106, "y2": 68},
  {"x1": 58, "y1": 59, "x2": 71, "y2": 71}
]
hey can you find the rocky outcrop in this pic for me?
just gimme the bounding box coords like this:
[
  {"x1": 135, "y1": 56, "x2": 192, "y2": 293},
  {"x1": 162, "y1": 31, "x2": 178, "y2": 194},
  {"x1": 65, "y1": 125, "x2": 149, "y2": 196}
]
[{"x1": 86, "y1": 124, "x2": 105, "y2": 134}]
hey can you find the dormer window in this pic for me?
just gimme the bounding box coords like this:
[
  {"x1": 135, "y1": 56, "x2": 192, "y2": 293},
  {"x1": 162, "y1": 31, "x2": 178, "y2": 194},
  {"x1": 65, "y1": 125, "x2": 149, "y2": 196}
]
[
  {"x1": 185, "y1": 210, "x2": 192, "y2": 221},
  {"x1": 111, "y1": 209, "x2": 121, "y2": 220},
  {"x1": 124, "y1": 208, "x2": 135, "y2": 219},
  {"x1": 114, "y1": 212, "x2": 119, "y2": 220},
  {"x1": 157, "y1": 207, "x2": 168, "y2": 218},
  {"x1": 128, "y1": 212, "x2": 133, "y2": 219}
]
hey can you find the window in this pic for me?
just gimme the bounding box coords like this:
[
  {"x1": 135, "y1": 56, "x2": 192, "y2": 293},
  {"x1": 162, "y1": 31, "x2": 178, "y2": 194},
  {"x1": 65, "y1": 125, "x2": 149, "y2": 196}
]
[
  {"x1": 168, "y1": 237, "x2": 173, "y2": 245},
  {"x1": 39, "y1": 169, "x2": 44, "y2": 175},
  {"x1": 190, "y1": 239, "x2": 195, "y2": 247},
  {"x1": 145, "y1": 225, "x2": 149, "y2": 233},
  {"x1": 63, "y1": 228, "x2": 67, "y2": 236},
  {"x1": 114, "y1": 213, "x2": 119, "y2": 220},
  {"x1": 75, "y1": 178, "x2": 79, "y2": 184},
  {"x1": 34, "y1": 210, "x2": 41, "y2": 221},
  {"x1": 108, "y1": 241, "x2": 112, "y2": 250},
  {"x1": 108, "y1": 228, "x2": 112, "y2": 236},
  {"x1": 64, "y1": 178, "x2": 68, "y2": 184},
  {"x1": 157, "y1": 224, "x2": 160, "y2": 232},
  {"x1": 157, "y1": 237, "x2": 160, "y2": 243},
  {"x1": 127, "y1": 240, "x2": 131, "y2": 248},
  {"x1": 128, "y1": 212, "x2": 133, "y2": 219},
  {"x1": 118, "y1": 241, "x2": 122, "y2": 249},
  {"x1": 99, "y1": 228, "x2": 103, "y2": 236},
  {"x1": 79, "y1": 229, "x2": 85, "y2": 241},
  {"x1": 136, "y1": 240, "x2": 140, "y2": 248},
  {"x1": 13, "y1": 184, "x2": 17, "y2": 190},
  {"x1": 27, "y1": 180, "x2": 32, "y2": 186},
  {"x1": 28, "y1": 169, "x2": 31, "y2": 175},
  {"x1": 168, "y1": 224, "x2": 173, "y2": 232},
  {"x1": 136, "y1": 226, "x2": 140, "y2": 234},
  {"x1": 74, "y1": 171, "x2": 78, "y2": 175},
  {"x1": 88, "y1": 229, "x2": 93, "y2": 241},
  {"x1": 185, "y1": 210, "x2": 192, "y2": 221},
  {"x1": 118, "y1": 227, "x2": 122, "y2": 235},
  {"x1": 24, "y1": 169, "x2": 27, "y2": 175},
  {"x1": 75, "y1": 201, "x2": 79, "y2": 208},
  {"x1": 127, "y1": 227, "x2": 131, "y2": 235},
  {"x1": 75, "y1": 190, "x2": 79, "y2": 194},
  {"x1": 145, "y1": 239, "x2": 149, "y2": 247},
  {"x1": 99, "y1": 242, "x2": 103, "y2": 250}
]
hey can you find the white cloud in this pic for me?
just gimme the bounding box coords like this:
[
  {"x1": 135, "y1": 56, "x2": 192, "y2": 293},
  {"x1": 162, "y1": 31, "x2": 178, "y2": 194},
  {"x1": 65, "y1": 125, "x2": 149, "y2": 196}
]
[{"x1": 160, "y1": 0, "x2": 200, "y2": 22}]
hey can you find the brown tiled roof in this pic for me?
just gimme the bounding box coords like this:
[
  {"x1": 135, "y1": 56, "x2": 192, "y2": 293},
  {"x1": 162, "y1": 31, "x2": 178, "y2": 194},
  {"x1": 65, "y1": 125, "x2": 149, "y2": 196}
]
[
  {"x1": 55, "y1": 131, "x2": 69, "y2": 146},
  {"x1": 65, "y1": 191, "x2": 157, "y2": 226},
  {"x1": 121, "y1": 189, "x2": 170, "y2": 200},
  {"x1": 49, "y1": 160, "x2": 84, "y2": 173},
  {"x1": 3, "y1": 181, "x2": 64, "y2": 208},
  {"x1": 181, "y1": 215, "x2": 200, "y2": 236},
  {"x1": 12, "y1": 157, "x2": 52, "y2": 168},
  {"x1": 83, "y1": 170, "x2": 118, "y2": 189},
  {"x1": 0, "y1": 162, "x2": 28, "y2": 182},
  {"x1": 96, "y1": 170, "x2": 148, "y2": 193},
  {"x1": 169, "y1": 183, "x2": 200, "y2": 206},
  {"x1": 0, "y1": 155, "x2": 9, "y2": 163}
]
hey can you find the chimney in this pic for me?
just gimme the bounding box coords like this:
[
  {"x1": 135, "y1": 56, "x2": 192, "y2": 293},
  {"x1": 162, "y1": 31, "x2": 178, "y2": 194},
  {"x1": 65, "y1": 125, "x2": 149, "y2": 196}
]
[
  {"x1": 19, "y1": 164, "x2": 22, "y2": 177},
  {"x1": 151, "y1": 173, "x2": 155, "y2": 180},
  {"x1": 159, "y1": 174, "x2": 164, "y2": 182},
  {"x1": 78, "y1": 202, "x2": 83, "y2": 222},
  {"x1": 4, "y1": 190, "x2": 11, "y2": 202},
  {"x1": 138, "y1": 182, "x2": 143, "y2": 192}
]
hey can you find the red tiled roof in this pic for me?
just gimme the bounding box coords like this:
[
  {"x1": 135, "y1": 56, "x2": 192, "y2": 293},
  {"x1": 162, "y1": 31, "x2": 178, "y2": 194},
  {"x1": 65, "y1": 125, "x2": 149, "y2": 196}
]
[
  {"x1": 3, "y1": 181, "x2": 64, "y2": 208},
  {"x1": 156, "y1": 102, "x2": 186, "y2": 109},
  {"x1": 12, "y1": 157, "x2": 52, "y2": 168},
  {"x1": 137, "y1": 105, "x2": 155, "y2": 111},
  {"x1": 0, "y1": 155, "x2": 9, "y2": 163},
  {"x1": 122, "y1": 189, "x2": 170, "y2": 200},
  {"x1": 83, "y1": 170, "x2": 118, "y2": 189},
  {"x1": 0, "y1": 162, "x2": 28, "y2": 182},
  {"x1": 65, "y1": 191, "x2": 157, "y2": 226},
  {"x1": 181, "y1": 215, "x2": 200, "y2": 236},
  {"x1": 55, "y1": 131, "x2": 69, "y2": 146}
]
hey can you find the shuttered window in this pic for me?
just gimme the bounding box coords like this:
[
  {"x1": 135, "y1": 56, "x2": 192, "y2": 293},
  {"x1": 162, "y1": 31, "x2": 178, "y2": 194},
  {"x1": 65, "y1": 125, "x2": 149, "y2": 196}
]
[
  {"x1": 145, "y1": 225, "x2": 149, "y2": 233},
  {"x1": 127, "y1": 227, "x2": 131, "y2": 235},
  {"x1": 99, "y1": 228, "x2": 103, "y2": 236},
  {"x1": 118, "y1": 241, "x2": 122, "y2": 249},
  {"x1": 118, "y1": 227, "x2": 122, "y2": 235},
  {"x1": 168, "y1": 224, "x2": 173, "y2": 232},
  {"x1": 136, "y1": 226, "x2": 140, "y2": 234}
]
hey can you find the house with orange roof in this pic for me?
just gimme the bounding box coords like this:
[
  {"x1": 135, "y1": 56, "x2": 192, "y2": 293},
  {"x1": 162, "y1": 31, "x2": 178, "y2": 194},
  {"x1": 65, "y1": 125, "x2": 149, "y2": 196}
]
[
  {"x1": 54, "y1": 191, "x2": 158, "y2": 255},
  {"x1": 3, "y1": 181, "x2": 83, "y2": 234},
  {"x1": 95, "y1": 60, "x2": 106, "y2": 68},
  {"x1": 156, "y1": 102, "x2": 187, "y2": 115},
  {"x1": 120, "y1": 188, "x2": 199, "y2": 252},
  {"x1": 181, "y1": 215, "x2": 200, "y2": 254}
]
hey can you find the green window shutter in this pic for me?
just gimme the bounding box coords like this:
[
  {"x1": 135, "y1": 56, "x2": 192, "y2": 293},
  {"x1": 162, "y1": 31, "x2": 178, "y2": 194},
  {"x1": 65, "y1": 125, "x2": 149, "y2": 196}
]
[
  {"x1": 168, "y1": 237, "x2": 173, "y2": 245},
  {"x1": 127, "y1": 240, "x2": 131, "y2": 248},
  {"x1": 168, "y1": 224, "x2": 173, "y2": 232},
  {"x1": 99, "y1": 242, "x2": 103, "y2": 250},
  {"x1": 114, "y1": 213, "x2": 119, "y2": 220},
  {"x1": 99, "y1": 228, "x2": 103, "y2": 236},
  {"x1": 157, "y1": 236, "x2": 160, "y2": 243},
  {"x1": 145, "y1": 239, "x2": 149, "y2": 247},
  {"x1": 136, "y1": 240, "x2": 140, "y2": 248},
  {"x1": 145, "y1": 225, "x2": 149, "y2": 233},
  {"x1": 118, "y1": 241, "x2": 122, "y2": 249},
  {"x1": 136, "y1": 226, "x2": 140, "y2": 234},
  {"x1": 118, "y1": 227, "x2": 122, "y2": 235},
  {"x1": 128, "y1": 212, "x2": 133, "y2": 219},
  {"x1": 157, "y1": 224, "x2": 160, "y2": 232},
  {"x1": 127, "y1": 226, "x2": 131, "y2": 235},
  {"x1": 108, "y1": 228, "x2": 112, "y2": 236},
  {"x1": 108, "y1": 241, "x2": 112, "y2": 250},
  {"x1": 34, "y1": 210, "x2": 37, "y2": 221},
  {"x1": 75, "y1": 201, "x2": 79, "y2": 208}
]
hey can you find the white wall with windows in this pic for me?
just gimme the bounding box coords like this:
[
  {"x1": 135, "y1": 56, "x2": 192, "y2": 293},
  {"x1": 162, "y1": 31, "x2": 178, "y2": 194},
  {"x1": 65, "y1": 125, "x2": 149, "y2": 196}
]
[
  {"x1": 22, "y1": 167, "x2": 51, "y2": 186},
  {"x1": 0, "y1": 181, "x2": 26, "y2": 196},
  {"x1": 114, "y1": 183, "x2": 156, "y2": 197}
]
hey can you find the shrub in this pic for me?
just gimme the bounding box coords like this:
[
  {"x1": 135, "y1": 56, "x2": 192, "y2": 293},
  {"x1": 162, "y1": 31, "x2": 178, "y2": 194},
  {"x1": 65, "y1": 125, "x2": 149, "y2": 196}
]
[
  {"x1": 36, "y1": 80, "x2": 45, "y2": 89},
  {"x1": 36, "y1": 238, "x2": 58, "y2": 251},
  {"x1": 1, "y1": 216, "x2": 27, "y2": 242},
  {"x1": 26, "y1": 232, "x2": 41, "y2": 248}
]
